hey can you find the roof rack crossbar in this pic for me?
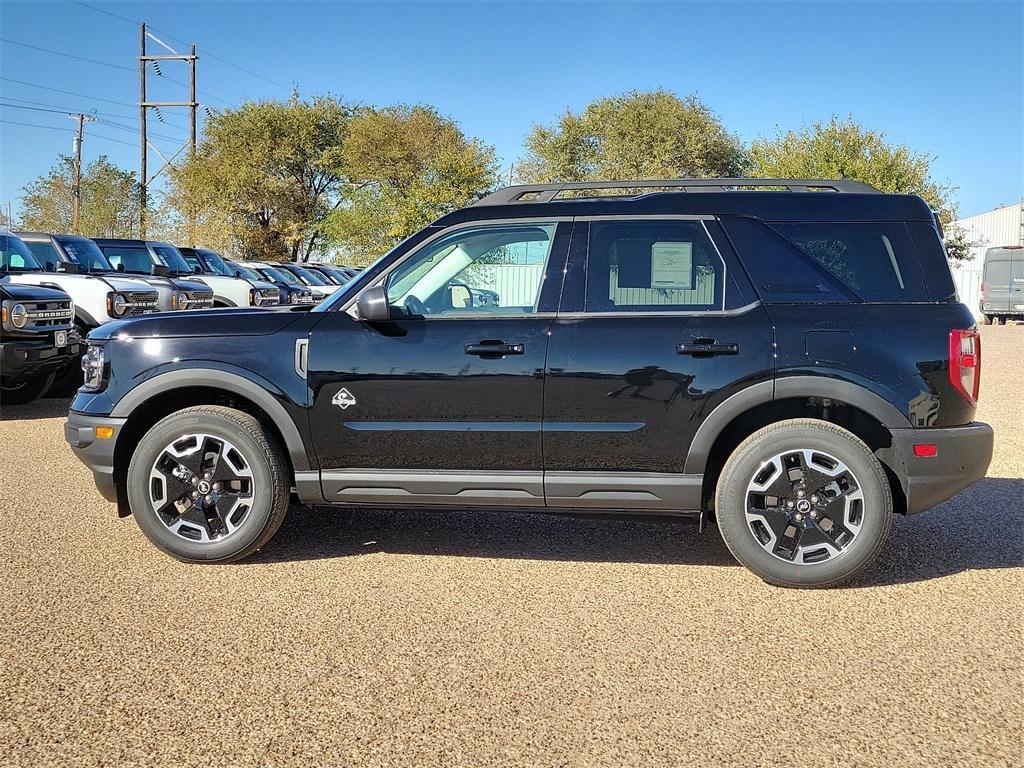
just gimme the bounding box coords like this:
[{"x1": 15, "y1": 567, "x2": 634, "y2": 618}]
[{"x1": 473, "y1": 178, "x2": 880, "y2": 206}]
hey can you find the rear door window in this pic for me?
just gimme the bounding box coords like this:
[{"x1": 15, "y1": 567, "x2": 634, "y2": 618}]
[
  {"x1": 584, "y1": 220, "x2": 724, "y2": 312},
  {"x1": 769, "y1": 221, "x2": 929, "y2": 302}
]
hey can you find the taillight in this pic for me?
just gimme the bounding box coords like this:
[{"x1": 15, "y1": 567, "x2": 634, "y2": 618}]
[
  {"x1": 949, "y1": 329, "x2": 981, "y2": 405},
  {"x1": 980, "y1": 282, "x2": 987, "y2": 300}
]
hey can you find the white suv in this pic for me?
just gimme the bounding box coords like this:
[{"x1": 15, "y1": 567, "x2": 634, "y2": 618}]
[
  {"x1": 178, "y1": 247, "x2": 280, "y2": 307},
  {"x1": 16, "y1": 232, "x2": 160, "y2": 327}
]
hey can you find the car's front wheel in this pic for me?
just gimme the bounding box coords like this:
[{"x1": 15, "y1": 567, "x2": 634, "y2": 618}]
[
  {"x1": 980, "y1": 313, "x2": 992, "y2": 325},
  {"x1": 126, "y1": 405, "x2": 289, "y2": 562},
  {"x1": 715, "y1": 419, "x2": 892, "y2": 588},
  {"x1": 1, "y1": 370, "x2": 55, "y2": 405}
]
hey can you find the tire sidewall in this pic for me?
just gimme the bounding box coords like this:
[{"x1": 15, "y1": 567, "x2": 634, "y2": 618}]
[
  {"x1": 127, "y1": 410, "x2": 279, "y2": 562},
  {"x1": 716, "y1": 423, "x2": 891, "y2": 587}
]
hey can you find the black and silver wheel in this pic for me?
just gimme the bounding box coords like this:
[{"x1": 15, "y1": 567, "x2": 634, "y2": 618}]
[
  {"x1": 715, "y1": 419, "x2": 892, "y2": 587},
  {"x1": 126, "y1": 406, "x2": 289, "y2": 562}
]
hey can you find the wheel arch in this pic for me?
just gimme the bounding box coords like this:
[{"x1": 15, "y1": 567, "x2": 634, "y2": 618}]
[
  {"x1": 109, "y1": 368, "x2": 309, "y2": 516},
  {"x1": 687, "y1": 376, "x2": 911, "y2": 515}
]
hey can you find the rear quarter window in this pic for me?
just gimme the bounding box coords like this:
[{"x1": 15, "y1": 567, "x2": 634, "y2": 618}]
[{"x1": 769, "y1": 221, "x2": 929, "y2": 302}]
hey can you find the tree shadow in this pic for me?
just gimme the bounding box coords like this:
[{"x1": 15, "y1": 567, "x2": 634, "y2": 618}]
[{"x1": 249, "y1": 477, "x2": 1023, "y2": 586}]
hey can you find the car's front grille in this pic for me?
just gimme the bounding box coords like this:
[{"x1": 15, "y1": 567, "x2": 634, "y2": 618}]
[
  {"x1": 24, "y1": 299, "x2": 74, "y2": 329},
  {"x1": 181, "y1": 291, "x2": 214, "y2": 309},
  {"x1": 126, "y1": 291, "x2": 160, "y2": 315}
]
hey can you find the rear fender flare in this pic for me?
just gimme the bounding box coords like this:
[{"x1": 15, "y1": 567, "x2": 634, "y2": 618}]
[{"x1": 683, "y1": 376, "x2": 910, "y2": 475}]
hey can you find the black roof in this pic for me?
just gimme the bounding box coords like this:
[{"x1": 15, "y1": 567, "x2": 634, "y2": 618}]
[{"x1": 437, "y1": 179, "x2": 935, "y2": 227}]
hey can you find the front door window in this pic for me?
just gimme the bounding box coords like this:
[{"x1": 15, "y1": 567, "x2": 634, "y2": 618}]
[{"x1": 384, "y1": 224, "x2": 556, "y2": 315}]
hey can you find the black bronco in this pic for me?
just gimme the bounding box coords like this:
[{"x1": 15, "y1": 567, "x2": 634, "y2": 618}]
[
  {"x1": 65, "y1": 179, "x2": 994, "y2": 587},
  {"x1": 2, "y1": 234, "x2": 79, "y2": 405}
]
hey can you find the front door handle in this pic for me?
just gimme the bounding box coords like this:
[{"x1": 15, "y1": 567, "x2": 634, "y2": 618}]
[
  {"x1": 677, "y1": 340, "x2": 739, "y2": 356},
  {"x1": 465, "y1": 340, "x2": 525, "y2": 358}
]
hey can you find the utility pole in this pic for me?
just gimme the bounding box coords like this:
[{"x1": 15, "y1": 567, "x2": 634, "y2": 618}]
[
  {"x1": 139, "y1": 23, "x2": 147, "y2": 237},
  {"x1": 138, "y1": 23, "x2": 199, "y2": 240},
  {"x1": 69, "y1": 112, "x2": 96, "y2": 234}
]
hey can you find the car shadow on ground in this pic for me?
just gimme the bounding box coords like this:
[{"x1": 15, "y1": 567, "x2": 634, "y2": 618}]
[
  {"x1": 251, "y1": 477, "x2": 1024, "y2": 587},
  {"x1": 0, "y1": 396, "x2": 72, "y2": 421}
]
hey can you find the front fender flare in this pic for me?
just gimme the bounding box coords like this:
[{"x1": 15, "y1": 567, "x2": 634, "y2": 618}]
[{"x1": 110, "y1": 366, "x2": 310, "y2": 471}]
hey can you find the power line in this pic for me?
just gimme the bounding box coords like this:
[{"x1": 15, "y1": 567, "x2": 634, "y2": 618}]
[
  {"x1": 0, "y1": 102, "x2": 187, "y2": 143},
  {"x1": 0, "y1": 38, "x2": 136, "y2": 72},
  {"x1": 73, "y1": 0, "x2": 290, "y2": 91},
  {"x1": 0, "y1": 119, "x2": 138, "y2": 148},
  {"x1": 1, "y1": 94, "x2": 189, "y2": 130},
  {"x1": 1, "y1": 76, "x2": 138, "y2": 108}
]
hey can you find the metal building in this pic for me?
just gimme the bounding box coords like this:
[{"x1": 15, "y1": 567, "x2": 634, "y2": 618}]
[{"x1": 947, "y1": 201, "x2": 1023, "y2": 316}]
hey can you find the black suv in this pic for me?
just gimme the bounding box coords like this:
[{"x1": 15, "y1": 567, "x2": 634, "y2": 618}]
[
  {"x1": 2, "y1": 234, "x2": 79, "y2": 404},
  {"x1": 65, "y1": 179, "x2": 994, "y2": 587}
]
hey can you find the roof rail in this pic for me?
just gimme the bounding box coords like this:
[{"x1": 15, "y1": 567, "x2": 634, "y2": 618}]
[{"x1": 473, "y1": 178, "x2": 880, "y2": 206}]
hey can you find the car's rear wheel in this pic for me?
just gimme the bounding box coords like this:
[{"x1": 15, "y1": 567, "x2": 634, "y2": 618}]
[
  {"x1": 715, "y1": 419, "x2": 892, "y2": 588},
  {"x1": 997, "y1": 316, "x2": 1007, "y2": 325},
  {"x1": 126, "y1": 405, "x2": 289, "y2": 562}
]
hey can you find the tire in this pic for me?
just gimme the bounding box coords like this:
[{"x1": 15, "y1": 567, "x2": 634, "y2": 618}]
[
  {"x1": 715, "y1": 418, "x2": 892, "y2": 588},
  {"x1": 1, "y1": 370, "x2": 56, "y2": 405},
  {"x1": 997, "y1": 316, "x2": 1007, "y2": 325},
  {"x1": 126, "y1": 405, "x2": 289, "y2": 563},
  {"x1": 980, "y1": 313, "x2": 992, "y2": 325}
]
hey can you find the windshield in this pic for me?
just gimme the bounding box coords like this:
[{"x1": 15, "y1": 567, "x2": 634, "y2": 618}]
[
  {"x1": 0, "y1": 234, "x2": 43, "y2": 271},
  {"x1": 316, "y1": 265, "x2": 349, "y2": 284},
  {"x1": 151, "y1": 245, "x2": 194, "y2": 275},
  {"x1": 258, "y1": 265, "x2": 299, "y2": 284},
  {"x1": 58, "y1": 237, "x2": 115, "y2": 272},
  {"x1": 230, "y1": 262, "x2": 262, "y2": 281},
  {"x1": 198, "y1": 249, "x2": 233, "y2": 277},
  {"x1": 288, "y1": 264, "x2": 329, "y2": 285}
]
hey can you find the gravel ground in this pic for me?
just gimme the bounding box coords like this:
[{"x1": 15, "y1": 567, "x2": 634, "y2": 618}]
[{"x1": 1, "y1": 325, "x2": 1021, "y2": 768}]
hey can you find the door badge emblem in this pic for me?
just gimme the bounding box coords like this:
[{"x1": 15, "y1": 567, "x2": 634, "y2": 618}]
[{"x1": 332, "y1": 388, "x2": 357, "y2": 409}]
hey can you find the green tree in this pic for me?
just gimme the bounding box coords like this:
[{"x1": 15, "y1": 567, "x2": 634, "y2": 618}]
[
  {"x1": 169, "y1": 94, "x2": 354, "y2": 261},
  {"x1": 324, "y1": 105, "x2": 497, "y2": 263},
  {"x1": 749, "y1": 116, "x2": 966, "y2": 260},
  {"x1": 517, "y1": 90, "x2": 748, "y2": 183},
  {"x1": 20, "y1": 155, "x2": 140, "y2": 237}
]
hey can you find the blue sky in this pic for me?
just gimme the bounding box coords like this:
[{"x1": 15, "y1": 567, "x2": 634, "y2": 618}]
[{"x1": 1, "y1": 1, "x2": 1021, "y2": 219}]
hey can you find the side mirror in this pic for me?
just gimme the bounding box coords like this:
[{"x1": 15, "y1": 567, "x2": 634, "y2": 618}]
[
  {"x1": 234, "y1": 269, "x2": 244, "y2": 278},
  {"x1": 448, "y1": 282, "x2": 471, "y2": 309},
  {"x1": 356, "y1": 285, "x2": 391, "y2": 322},
  {"x1": 57, "y1": 262, "x2": 80, "y2": 274},
  {"x1": 116, "y1": 263, "x2": 125, "y2": 272},
  {"x1": 152, "y1": 264, "x2": 170, "y2": 277}
]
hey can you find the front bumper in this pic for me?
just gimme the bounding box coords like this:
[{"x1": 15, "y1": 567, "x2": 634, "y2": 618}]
[
  {"x1": 878, "y1": 422, "x2": 994, "y2": 514},
  {"x1": 1, "y1": 336, "x2": 81, "y2": 384},
  {"x1": 65, "y1": 410, "x2": 127, "y2": 504}
]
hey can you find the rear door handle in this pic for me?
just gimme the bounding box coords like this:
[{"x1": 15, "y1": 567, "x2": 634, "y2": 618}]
[
  {"x1": 677, "y1": 341, "x2": 739, "y2": 356},
  {"x1": 465, "y1": 341, "x2": 525, "y2": 358}
]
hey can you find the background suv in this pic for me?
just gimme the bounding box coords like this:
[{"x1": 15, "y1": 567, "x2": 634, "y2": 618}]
[
  {"x1": 92, "y1": 238, "x2": 214, "y2": 312},
  {"x1": 178, "y1": 247, "x2": 280, "y2": 308}
]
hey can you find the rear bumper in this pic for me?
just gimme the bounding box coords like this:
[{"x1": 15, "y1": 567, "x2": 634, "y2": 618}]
[
  {"x1": 878, "y1": 422, "x2": 994, "y2": 514},
  {"x1": 65, "y1": 410, "x2": 127, "y2": 504}
]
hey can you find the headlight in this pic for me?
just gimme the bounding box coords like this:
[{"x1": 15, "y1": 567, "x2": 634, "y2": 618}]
[
  {"x1": 289, "y1": 292, "x2": 299, "y2": 304},
  {"x1": 107, "y1": 292, "x2": 129, "y2": 317},
  {"x1": 249, "y1": 288, "x2": 256, "y2": 306},
  {"x1": 10, "y1": 303, "x2": 27, "y2": 328},
  {"x1": 81, "y1": 344, "x2": 106, "y2": 390}
]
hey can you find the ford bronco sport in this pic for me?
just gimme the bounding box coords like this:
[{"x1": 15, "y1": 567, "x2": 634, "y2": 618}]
[{"x1": 65, "y1": 179, "x2": 994, "y2": 587}]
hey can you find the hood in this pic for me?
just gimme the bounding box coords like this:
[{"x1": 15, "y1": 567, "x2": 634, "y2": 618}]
[
  {"x1": 193, "y1": 274, "x2": 251, "y2": 290},
  {"x1": 98, "y1": 274, "x2": 157, "y2": 292},
  {"x1": 0, "y1": 280, "x2": 71, "y2": 302},
  {"x1": 165, "y1": 277, "x2": 213, "y2": 293},
  {"x1": 89, "y1": 304, "x2": 308, "y2": 340}
]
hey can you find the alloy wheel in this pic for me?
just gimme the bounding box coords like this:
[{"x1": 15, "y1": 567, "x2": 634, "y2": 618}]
[
  {"x1": 148, "y1": 433, "x2": 256, "y2": 543},
  {"x1": 744, "y1": 448, "x2": 865, "y2": 565}
]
